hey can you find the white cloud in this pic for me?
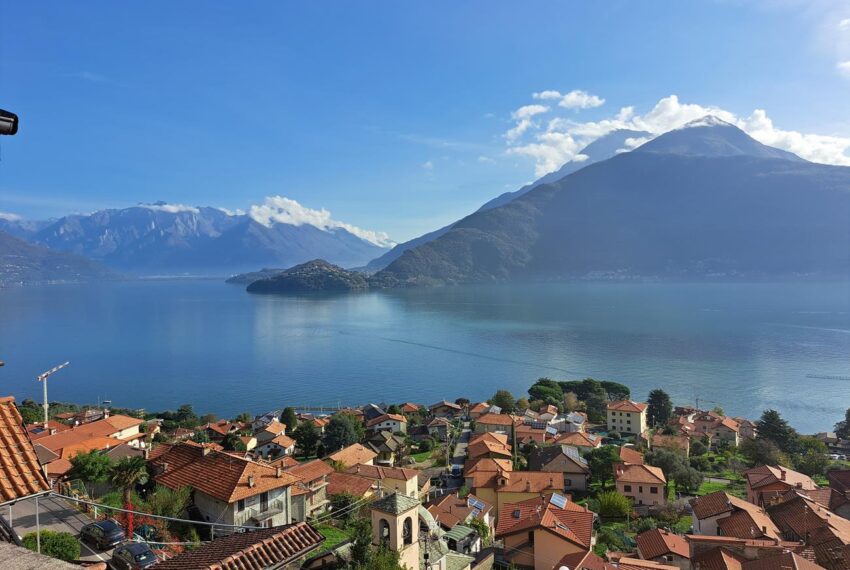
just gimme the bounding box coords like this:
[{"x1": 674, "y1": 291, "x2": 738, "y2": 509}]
[
  {"x1": 421, "y1": 160, "x2": 434, "y2": 170},
  {"x1": 532, "y1": 90, "x2": 563, "y2": 101},
  {"x1": 838, "y1": 60, "x2": 850, "y2": 77},
  {"x1": 137, "y1": 202, "x2": 200, "y2": 214},
  {"x1": 217, "y1": 207, "x2": 245, "y2": 216},
  {"x1": 533, "y1": 89, "x2": 605, "y2": 109},
  {"x1": 511, "y1": 104, "x2": 549, "y2": 120},
  {"x1": 478, "y1": 155, "x2": 496, "y2": 164},
  {"x1": 505, "y1": 93, "x2": 850, "y2": 176},
  {"x1": 248, "y1": 196, "x2": 395, "y2": 248},
  {"x1": 0, "y1": 211, "x2": 21, "y2": 222},
  {"x1": 840, "y1": 18, "x2": 850, "y2": 30}
]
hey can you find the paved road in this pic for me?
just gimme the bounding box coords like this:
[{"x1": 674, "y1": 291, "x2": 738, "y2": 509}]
[
  {"x1": 451, "y1": 421, "x2": 471, "y2": 467},
  {"x1": 7, "y1": 495, "x2": 112, "y2": 563}
]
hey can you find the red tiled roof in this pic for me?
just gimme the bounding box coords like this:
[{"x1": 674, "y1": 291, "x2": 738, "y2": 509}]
[
  {"x1": 554, "y1": 431, "x2": 601, "y2": 449},
  {"x1": 608, "y1": 400, "x2": 648, "y2": 412},
  {"x1": 285, "y1": 459, "x2": 333, "y2": 484},
  {"x1": 689, "y1": 547, "x2": 747, "y2": 570},
  {"x1": 268, "y1": 434, "x2": 295, "y2": 448},
  {"x1": 463, "y1": 457, "x2": 512, "y2": 477},
  {"x1": 479, "y1": 470, "x2": 563, "y2": 493},
  {"x1": 26, "y1": 421, "x2": 71, "y2": 440},
  {"x1": 0, "y1": 396, "x2": 50, "y2": 503},
  {"x1": 400, "y1": 403, "x2": 420, "y2": 413},
  {"x1": 742, "y1": 552, "x2": 825, "y2": 570},
  {"x1": 326, "y1": 472, "x2": 375, "y2": 497},
  {"x1": 426, "y1": 492, "x2": 492, "y2": 529},
  {"x1": 476, "y1": 413, "x2": 515, "y2": 426},
  {"x1": 556, "y1": 550, "x2": 614, "y2": 570},
  {"x1": 636, "y1": 528, "x2": 689, "y2": 560},
  {"x1": 326, "y1": 443, "x2": 377, "y2": 468},
  {"x1": 365, "y1": 414, "x2": 407, "y2": 428},
  {"x1": 103, "y1": 415, "x2": 144, "y2": 431},
  {"x1": 615, "y1": 463, "x2": 666, "y2": 485},
  {"x1": 150, "y1": 442, "x2": 299, "y2": 503},
  {"x1": 691, "y1": 490, "x2": 736, "y2": 519},
  {"x1": 467, "y1": 438, "x2": 512, "y2": 460},
  {"x1": 618, "y1": 445, "x2": 644, "y2": 464},
  {"x1": 743, "y1": 465, "x2": 817, "y2": 491},
  {"x1": 691, "y1": 491, "x2": 780, "y2": 540},
  {"x1": 496, "y1": 493, "x2": 594, "y2": 549},
  {"x1": 153, "y1": 522, "x2": 323, "y2": 569},
  {"x1": 616, "y1": 558, "x2": 679, "y2": 570},
  {"x1": 345, "y1": 463, "x2": 418, "y2": 482},
  {"x1": 469, "y1": 432, "x2": 509, "y2": 446}
]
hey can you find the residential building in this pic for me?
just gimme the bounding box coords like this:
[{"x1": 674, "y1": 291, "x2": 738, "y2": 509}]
[
  {"x1": 766, "y1": 492, "x2": 850, "y2": 569},
  {"x1": 614, "y1": 463, "x2": 666, "y2": 507},
  {"x1": 781, "y1": 487, "x2": 850, "y2": 520},
  {"x1": 365, "y1": 413, "x2": 407, "y2": 434},
  {"x1": 607, "y1": 400, "x2": 648, "y2": 435},
  {"x1": 366, "y1": 430, "x2": 407, "y2": 466},
  {"x1": 361, "y1": 403, "x2": 387, "y2": 423},
  {"x1": 0, "y1": 396, "x2": 51, "y2": 503},
  {"x1": 537, "y1": 404, "x2": 559, "y2": 422},
  {"x1": 468, "y1": 467, "x2": 564, "y2": 516},
  {"x1": 514, "y1": 424, "x2": 551, "y2": 445},
  {"x1": 429, "y1": 400, "x2": 462, "y2": 419},
  {"x1": 690, "y1": 491, "x2": 780, "y2": 539},
  {"x1": 468, "y1": 402, "x2": 490, "y2": 421},
  {"x1": 426, "y1": 492, "x2": 494, "y2": 533},
  {"x1": 345, "y1": 464, "x2": 418, "y2": 497},
  {"x1": 686, "y1": 535, "x2": 820, "y2": 569},
  {"x1": 153, "y1": 522, "x2": 324, "y2": 569},
  {"x1": 250, "y1": 410, "x2": 283, "y2": 432},
  {"x1": 495, "y1": 493, "x2": 595, "y2": 570},
  {"x1": 400, "y1": 402, "x2": 420, "y2": 414},
  {"x1": 326, "y1": 471, "x2": 377, "y2": 499},
  {"x1": 828, "y1": 469, "x2": 850, "y2": 495},
  {"x1": 616, "y1": 559, "x2": 679, "y2": 570},
  {"x1": 25, "y1": 420, "x2": 71, "y2": 440},
  {"x1": 427, "y1": 417, "x2": 452, "y2": 440},
  {"x1": 254, "y1": 433, "x2": 296, "y2": 460},
  {"x1": 528, "y1": 445, "x2": 590, "y2": 492},
  {"x1": 286, "y1": 459, "x2": 333, "y2": 522},
  {"x1": 326, "y1": 443, "x2": 377, "y2": 468},
  {"x1": 742, "y1": 464, "x2": 818, "y2": 506},
  {"x1": 202, "y1": 419, "x2": 244, "y2": 442},
  {"x1": 636, "y1": 528, "x2": 690, "y2": 568},
  {"x1": 148, "y1": 441, "x2": 299, "y2": 528},
  {"x1": 474, "y1": 412, "x2": 516, "y2": 436},
  {"x1": 736, "y1": 418, "x2": 758, "y2": 440},
  {"x1": 619, "y1": 445, "x2": 645, "y2": 465},
  {"x1": 467, "y1": 432, "x2": 512, "y2": 460},
  {"x1": 254, "y1": 419, "x2": 287, "y2": 444}
]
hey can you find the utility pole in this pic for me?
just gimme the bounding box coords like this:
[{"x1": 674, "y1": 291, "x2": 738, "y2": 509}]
[{"x1": 37, "y1": 362, "x2": 69, "y2": 428}]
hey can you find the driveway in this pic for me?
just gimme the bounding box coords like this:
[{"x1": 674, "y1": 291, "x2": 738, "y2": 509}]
[{"x1": 6, "y1": 495, "x2": 112, "y2": 563}]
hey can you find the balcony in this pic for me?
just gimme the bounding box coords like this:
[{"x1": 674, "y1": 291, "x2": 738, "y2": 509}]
[{"x1": 234, "y1": 498, "x2": 287, "y2": 527}]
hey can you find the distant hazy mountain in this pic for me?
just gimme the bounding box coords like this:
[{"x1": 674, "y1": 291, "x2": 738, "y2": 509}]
[
  {"x1": 364, "y1": 129, "x2": 650, "y2": 271},
  {"x1": 26, "y1": 203, "x2": 389, "y2": 275},
  {"x1": 0, "y1": 217, "x2": 52, "y2": 239},
  {"x1": 0, "y1": 230, "x2": 116, "y2": 284},
  {"x1": 373, "y1": 117, "x2": 850, "y2": 285}
]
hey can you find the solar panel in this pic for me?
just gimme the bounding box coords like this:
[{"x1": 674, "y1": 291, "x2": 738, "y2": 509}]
[
  {"x1": 550, "y1": 493, "x2": 568, "y2": 509},
  {"x1": 546, "y1": 426, "x2": 558, "y2": 435},
  {"x1": 467, "y1": 497, "x2": 485, "y2": 511},
  {"x1": 471, "y1": 508, "x2": 481, "y2": 518}
]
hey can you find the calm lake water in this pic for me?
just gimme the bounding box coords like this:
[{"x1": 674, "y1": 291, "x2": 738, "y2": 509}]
[{"x1": 1, "y1": 280, "x2": 849, "y2": 433}]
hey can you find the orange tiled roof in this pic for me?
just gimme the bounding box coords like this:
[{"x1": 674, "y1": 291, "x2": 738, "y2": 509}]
[
  {"x1": 616, "y1": 463, "x2": 666, "y2": 485},
  {"x1": 268, "y1": 434, "x2": 295, "y2": 448},
  {"x1": 476, "y1": 413, "x2": 515, "y2": 426},
  {"x1": 426, "y1": 492, "x2": 492, "y2": 529},
  {"x1": 400, "y1": 403, "x2": 420, "y2": 413},
  {"x1": 467, "y1": 438, "x2": 512, "y2": 460},
  {"x1": 616, "y1": 558, "x2": 679, "y2": 570},
  {"x1": 556, "y1": 431, "x2": 602, "y2": 449},
  {"x1": 608, "y1": 400, "x2": 648, "y2": 413},
  {"x1": 285, "y1": 459, "x2": 333, "y2": 484},
  {"x1": 483, "y1": 470, "x2": 563, "y2": 493},
  {"x1": 326, "y1": 472, "x2": 375, "y2": 497},
  {"x1": 636, "y1": 528, "x2": 689, "y2": 560},
  {"x1": 36, "y1": 414, "x2": 142, "y2": 455},
  {"x1": 0, "y1": 396, "x2": 50, "y2": 503},
  {"x1": 496, "y1": 493, "x2": 594, "y2": 549},
  {"x1": 153, "y1": 522, "x2": 323, "y2": 569},
  {"x1": 464, "y1": 457, "x2": 513, "y2": 477},
  {"x1": 150, "y1": 442, "x2": 299, "y2": 503},
  {"x1": 742, "y1": 552, "x2": 824, "y2": 570},
  {"x1": 619, "y1": 445, "x2": 645, "y2": 464},
  {"x1": 556, "y1": 550, "x2": 615, "y2": 570},
  {"x1": 743, "y1": 465, "x2": 817, "y2": 491},
  {"x1": 326, "y1": 443, "x2": 377, "y2": 468},
  {"x1": 26, "y1": 421, "x2": 71, "y2": 440},
  {"x1": 469, "y1": 432, "x2": 509, "y2": 446},
  {"x1": 103, "y1": 415, "x2": 144, "y2": 431},
  {"x1": 345, "y1": 463, "x2": 418, "y2": 482}
]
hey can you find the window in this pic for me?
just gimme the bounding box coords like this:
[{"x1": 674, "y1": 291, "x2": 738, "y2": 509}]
[
  {"x1": 624, "y1": 485, "x2": 632, "y2": 492},
  {"x1": 639, "y1": 486, "x2": 643, "y2": 493},
  {"x1": 528, "y1": 531, "x2": 534, "y2": 545},
  {"x1": 403, "y1": 517, "x2": 413, "y2": 545},
  {"x1": 379, "y1": 519, "x2": 391, "y2": 545},
  {"x1": 650, "y1": 487, "x2": 658, "y2": 494},
  {"x1": 260, "y1": 492, "x2": 269, "y2": 512},
  {"x1": 566, "y1": 478, "x2": 572, "y2": 487},
  {"x1": 237, "y1": 499, "x2": 245, "y2": 512}
]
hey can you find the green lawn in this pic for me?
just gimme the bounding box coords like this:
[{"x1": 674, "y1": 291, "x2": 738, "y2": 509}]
[
  {"x1": 696, "y1": 481, "x2": 729, "y2": 496},
  {"x1": 411, "y1": 449, "x2": 434, "y2": 463},
  {"x1": 316, "y1": 524, "x2": 351, "y2": 551}
]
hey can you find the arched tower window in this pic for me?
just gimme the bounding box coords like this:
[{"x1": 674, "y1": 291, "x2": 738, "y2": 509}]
[
  {"x1": 403, "y1": 516, "x2": 413, "y2": 545},
  {"x1": 379, "y1": 518, "x2": 391, "y2": 546}
]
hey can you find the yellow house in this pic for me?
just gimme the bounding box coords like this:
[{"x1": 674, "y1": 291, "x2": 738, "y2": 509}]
[
  {"x1": 615, "y1": 463, "x2": 666, "y2": 507},
  {"x1": 607, "y1": 400, "x2": 648, "y2": 435},
  {"x1": 345, "y1": 464, "x2": 419, "y2": 498},
  {"x1": 469, "y1": 468, "x2": 564, "y2": 517},
  {"x1": 496, "y1": 493, "x2": 595, "y2": 570}
]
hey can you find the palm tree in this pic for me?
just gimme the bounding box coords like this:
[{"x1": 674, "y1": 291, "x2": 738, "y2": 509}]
[{"x1": 110, "y1": 456, "x2": 148, "y2": 538}]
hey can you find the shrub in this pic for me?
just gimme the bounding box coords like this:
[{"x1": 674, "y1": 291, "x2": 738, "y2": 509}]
[
  {"x1": 419, "y1": 438, "x2": 434, "y2": 452},
  {"x1": 632, "y1": 517, "x2": 659, "y2": 534},
  {"x1": 22, "y1": 530, "x2": 80, "y2": 561},
  {"x1": 597, "y1": 491, "x2": 631, "y2": 518}
]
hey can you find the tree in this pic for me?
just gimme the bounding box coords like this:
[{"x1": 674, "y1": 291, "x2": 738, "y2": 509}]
[
  {"x1": 176, "y1": 404, "x2": 198, "y2": 427},
  {"x1": 455, "y1": 398, "x2": 470, "y2": 408},
  {"x1": 191, "y1": 430, "x2": 210, "y2": 444},
  {"x1": 835, "y1": 408, "x2": 850, "y2": 440},
  {"x1": 741, "y1": 438, "x2": 788, "y2": 467},
  {"x1": 673, "y1": 466, "x2": 704, "y2": 495},
  {"x1": 323, "y1": 414, "x2": 363, "y2": 452},
  {"x1": 282, "y1": 407, "x2": 299, "y2": 430},
  {"x1": 221, "y1": 432, "x2": 246, "y2": 451},
  {"x1": 144, "y1": 485, "x2": 191, "y2": 519},
  {"x1": 690, "y1": 440, "x2": 707, "y2": 457},
  {"x1": 468, "y1": 516, "x2": 491, "y2": 546},
  {"x1": 647, "y1": 389, "x2": 673, "y2": 426},
  {"x1": 293, "y1": 421, "x2": 321, "y2": 458},
  {"x1": 387, "y1": 404, "x2": 401, "y2": 415},
  {"x1": 586, "y1": 446, "x2": 621, "y2": 486},
  {"x1": 490, "y1": 390, "x2": 516, "y2": 413},
  {"x1": 110, "y1": 456, "x2": 149, "y2": 538},
  {"x1": 235, "y1": 411, "x2": 252, "y2": 424},
  {"x1": 794, "y1": 437, "x2": 829, "y2": 476},
  {"x1": 597, "y1": 491, "x2": 631, "y2": 518},
  {"x1": 17, "y1": 401, "x2": 42, "y2": 425},
  {"x1": 348, "y1": 518, "x2": 372, "y2": 568},
  {"x1": 515, "y1": 397, "x2": 530, "y2": 411},
  {"x1": 22, "y1": 530, "x2": 80, "y2": 561},
  {"x1": 563, "y1": 392, "x2": 580, "y2": 412},
  {"x1": 68, "y1": 450, "x2": 111, "y2": 484},
  {"x1": 756, "y1": 409, "x2": 798, "y2": 453},
  {"x1": 329, "y1": 492, "x2": 359, "y2": 522},
  {"x1": 528, "y1": 378, "x2": 564, "y2": 407},
  {"x1": 600, "y1": 381, "x2": 631, "y2": 402}
]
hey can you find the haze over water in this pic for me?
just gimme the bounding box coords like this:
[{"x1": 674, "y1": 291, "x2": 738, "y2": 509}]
[{"x1": 1, "y1": 280, "x2": 848, "y2": 434}]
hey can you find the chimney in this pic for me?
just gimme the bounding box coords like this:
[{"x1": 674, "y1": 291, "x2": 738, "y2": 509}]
[
  {"x1": 276, "y1": 467, "x2": 282, "y2": 478},
  {"x1": 796, "y1": 482, "x2": 803, "y2": 489},
  {"x1": 526, "y1": 480, "x2": 532, "y2": 491},
  {"x1": 202, "y1": 446, "x2": 211, "y2": 456},
  {"x1": 248, "y1": 475, "x2": 256, "y2": 488},
  {"x1": 762, "y1": 526, "x2": 767, "y2": 534},
  {"x1": 162, "y1": 462, "x2": 168, "y2": 473},
  {"x1": 781, "y1": 470, "x2": 786, "y2": 481}
]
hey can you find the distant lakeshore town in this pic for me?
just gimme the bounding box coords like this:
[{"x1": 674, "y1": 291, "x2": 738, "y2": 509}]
[{"x1": 3, "y1": 377, "x2": 850, "y2": 569}]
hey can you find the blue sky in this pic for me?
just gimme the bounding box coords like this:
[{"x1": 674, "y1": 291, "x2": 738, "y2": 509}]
[{"x1": 1, "y1": 1, "x2": 849, "y2": 242}]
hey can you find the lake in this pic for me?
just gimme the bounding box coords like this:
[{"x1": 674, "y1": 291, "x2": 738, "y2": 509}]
[{"x1": 1, "y1": 280, "x2": 848, "y2": 433}]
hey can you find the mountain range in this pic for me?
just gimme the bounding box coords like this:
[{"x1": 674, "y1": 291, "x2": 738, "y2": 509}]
[
  {"x1": 0, "y1": 230, "x2": 116, "y2": 285},
  {"x1": 364, "y1": 129, "x2": 650, "y2": 271},
  {"x1": 372, "y1": 117, "x2": 850, "y2": 285},
  {"x1": 1, "y1": 203, "x2": 390, "y2": 277}
]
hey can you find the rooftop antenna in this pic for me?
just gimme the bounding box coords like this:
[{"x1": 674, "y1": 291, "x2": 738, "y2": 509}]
[{"x1": 37, "y1": 362, "x2": 69, "y2": 428}]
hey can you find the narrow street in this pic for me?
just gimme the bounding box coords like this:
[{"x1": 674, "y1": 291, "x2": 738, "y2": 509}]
[{"x1": 7, "y1": 495, "x2": 112, "y2": 563}]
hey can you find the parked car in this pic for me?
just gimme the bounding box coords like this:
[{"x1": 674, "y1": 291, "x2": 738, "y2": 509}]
[
  {"x1": 80, "y1": 519, "x2": 125, "y2": 550},
  {"x1": 110, "y1": 542, "x2": 158, "y2": 569}
]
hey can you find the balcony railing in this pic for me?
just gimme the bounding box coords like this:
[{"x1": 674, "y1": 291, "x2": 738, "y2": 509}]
[{"x1": 234, "y1": 498, "x2": 287, "y2": 527}]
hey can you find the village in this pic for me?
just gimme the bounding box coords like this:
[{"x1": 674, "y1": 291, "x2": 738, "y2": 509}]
[{"x1": 2, "y1": 377, "x2": 850, "y2": 570}]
